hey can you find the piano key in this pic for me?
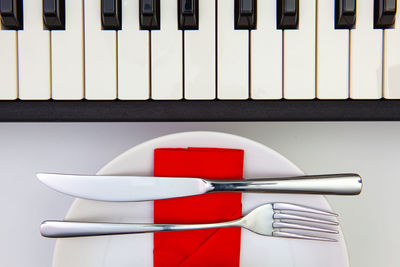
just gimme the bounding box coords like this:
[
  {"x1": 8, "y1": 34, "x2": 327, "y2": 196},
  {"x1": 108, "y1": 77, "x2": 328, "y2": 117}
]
[
  {"x1": 335, "y1": 0, "x2": 356, "y2": 29},
  {"x1": 217, "y1": 0, "x2": 248, "y2": 99},
  {"x1": 277, "y1": 0, "x2": 299, "y2": 29},
  {"x1": 140, "y1": 0, "x2": 160, "y2": 30},
  {"x1": 375, "y1": 0, "x2": 397, "y2": 29},
  {"x1": 184, "y1": 0, "x2": 215, "y2": 99},
  {"x1": 350, "y1": 0, "x2": 382, "y2": 99},
  {"x1": 118, "y1": 0, "x2": 149, "y2": 100},
  {"x1": 84, "y1": 0, "x2": 117, "y2": 100},
  {"x1": 43, "y1": 0, "x2": 65, "y2": 30},
  {"x1": 0, "y1": 0, "x2": 23, "y2": 30},
  {"x1": 383, "y1": 0, "x2": 400, "y2": 98},
  {"x1": 18, "y1": 0, "x2": 51, "y2": 99},
  {"x1": 179, "y1": 0, "x2": 198, "y2": 30},
  {"x1": 283, "y1": 0, "x2": 315, "y2": 99},
  {"x1": 151, "y1": 0, "x2": 182, "y2": 99},
  {"x1": 235, "y1": 0, "x2": 256, "y2": 29},
  {"x1": 101, "y1": 0, "x2": 121, "y2": 30},
  {"x1": 0, "y1": 24, "x2": 17, "y2": 99},
  {"x1": 51, "y1": 0, "x2": 83, "y2": 99},
  {"x1": 250, "y1": 0, "x2": 282, "y2": 99},
  {"x1": 317, "y1": 0, "x2": 349, "y2": 99}
]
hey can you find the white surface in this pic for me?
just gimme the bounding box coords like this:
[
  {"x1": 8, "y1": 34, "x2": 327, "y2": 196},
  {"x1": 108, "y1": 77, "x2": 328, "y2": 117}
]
[
  {"x1": 217, "y1": 0, "x2": 248, "y2": 99},
  {"x1": 151, "y1": 0, "x2": 182, "y2": 100},
  {"x1": 84, "y1": 0, "x2": 117, "y2": 100},
  {"x1": 350, "y1": 0, "x2": 382, "y2": 99},
  {"x1": 317, "y1": 0, "x2": 349, "y2": 99},
  {"x1": 0, "y1": 29, "x2": 17, "y2": 99},
  {"x1": 51, "y1": 0, "x2": 84, "y2": 100},
  {"x1": 53, "y1": 131, "x2": 347, "y2": 267},
  {"x1": 0, "y1": 122, "x2": 400, "y2": 267},
  {"x1": 18, "y1": 0, "x2": 51, "y2": 100},
  {"x1": 283, "y1": 0, "x2": 315, "y2": 99},
  {"x1": 184, "y1": 0, "x2": 216, "y2": 100},
  {"x1": 383, "y1": 0, "x2": 400, "y2": 99},
  {"x1": 250, "y1": 0, "x2": 282, "y2": 99},
  {"x1": 118, "y1": 0, "x2": 149, "y2": 100}
]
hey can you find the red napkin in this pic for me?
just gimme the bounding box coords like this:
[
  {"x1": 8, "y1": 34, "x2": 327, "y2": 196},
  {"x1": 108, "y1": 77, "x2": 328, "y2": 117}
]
[{"x1": 153, "y1": 147, "x2": 244, "y2": 267}]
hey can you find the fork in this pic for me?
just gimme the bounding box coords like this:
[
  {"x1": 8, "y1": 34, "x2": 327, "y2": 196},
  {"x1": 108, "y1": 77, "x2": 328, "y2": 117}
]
[{"x1": 40, "y1": 202, "x2": 339, "y2": 241}]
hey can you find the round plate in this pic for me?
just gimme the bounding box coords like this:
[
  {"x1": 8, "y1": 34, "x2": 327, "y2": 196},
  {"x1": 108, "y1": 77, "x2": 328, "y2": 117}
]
[{"x1": 53, "y1": 131, "x2": 348, "y2": 267}]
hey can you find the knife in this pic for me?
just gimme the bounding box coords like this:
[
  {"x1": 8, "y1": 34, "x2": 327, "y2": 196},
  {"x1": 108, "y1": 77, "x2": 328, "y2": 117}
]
[{"x1": 37, "y1": 173, "x2": 362, "y2": 201}]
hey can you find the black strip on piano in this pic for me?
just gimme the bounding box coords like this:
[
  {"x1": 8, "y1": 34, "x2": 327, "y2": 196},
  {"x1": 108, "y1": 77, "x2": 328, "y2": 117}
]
[
  {"x1": 101, "y1": 0, "x2": 122, "y2": 30},
  {"x1": 1, "y1": 100, "x2": 400, "y2": 122},
  {"x1": 179, "y1": 0, "x2": 199, "y2": 30},
  {"x1": 140, "y1": 0, "x2": 160, "y2": 30},
  {"x1": 235, "y1": 0, "x2": 257, "y2": 30},
  {"x1": 43, "y1": 0, "x2": 65, "y2": 30},
  {"x1": 335, "y1": 0, "x2": 356, "y2": 29},
  {"x1": 374, "y1": 0, "x2": 397, "y2": 29},
  {"x1": 0, "y1": 0, "x2": 23, "y2": 30},
  {"x1": 277, "y1": 0, "x2": 299, "y2": 29}
]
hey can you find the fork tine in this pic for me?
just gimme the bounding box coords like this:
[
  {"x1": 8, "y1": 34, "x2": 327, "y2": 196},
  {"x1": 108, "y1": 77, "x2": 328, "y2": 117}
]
[
  {"x1": 273, "y1": 203, "x2": 338, "y2": 216},
  {"x1": 273, "y1": 222, "x2": 339, "y2": 234},
  {"x1": 273, "y1": 213, "x2": 338, "y2": 225},
  {"x1": 273, "y1": 231, "x2": 337, "y2": 242}
]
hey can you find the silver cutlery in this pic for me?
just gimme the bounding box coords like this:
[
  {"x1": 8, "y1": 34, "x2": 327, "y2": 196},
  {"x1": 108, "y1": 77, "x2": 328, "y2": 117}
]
[
  {"x1": 37, "y1": 173, "x2": 362, "y2": 201},
  {"x1": 41, "y1": 202, "x2": 339, "y2": 241}
]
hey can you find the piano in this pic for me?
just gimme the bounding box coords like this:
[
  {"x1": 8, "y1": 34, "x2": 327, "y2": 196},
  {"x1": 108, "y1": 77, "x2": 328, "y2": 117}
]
[{"x1": 0, "y1": 0, "x2": 400, "y2": 121}]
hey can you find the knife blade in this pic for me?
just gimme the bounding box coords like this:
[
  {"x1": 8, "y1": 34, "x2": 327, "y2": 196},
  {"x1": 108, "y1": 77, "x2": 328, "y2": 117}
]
[{"x1": 37, "y1": 173, "x2": 362, "y2": 201}]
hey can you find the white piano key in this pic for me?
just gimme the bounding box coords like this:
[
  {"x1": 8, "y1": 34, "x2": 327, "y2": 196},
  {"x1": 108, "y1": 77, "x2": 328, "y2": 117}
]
[
  {"x1": 383, "y1": 1, "x2": 400, "y2": 99},
  {"x1": 118, "y1": 0, "x2": 149, "y2": 100},
  {"x1": 0, "y1": 29, "x2": 17, "y2": 99},
  {"x1": 350, "y1": 0, "x2": 382, "y2": 99},
  {"x1": 18, "y1": 0, "x2": 50, "y2": 100},
  {"x1": 151, "y1": 0, "x2": 182, "y2": 100},
  {"x1": 184, "y1": 0, "x2": 215, "y2": 100},
  {"x1": 51, "y1": 0, "x2": 84, "y2": 100},
  {"x1": 217, "y1": 0, "x2": 249, "y2": 99},
  {"x1": 283, "y1": 0, "x2": 315, "y2": 99},
  {"x1": 251, "y1": 0, "x2": 282, "y2": 99},
  {"x1": 85, "y1": 0, "x2": 117, "y2": 100},
  {"x1": 317, "y1": 0, "x2": 349, "y2": 99}
]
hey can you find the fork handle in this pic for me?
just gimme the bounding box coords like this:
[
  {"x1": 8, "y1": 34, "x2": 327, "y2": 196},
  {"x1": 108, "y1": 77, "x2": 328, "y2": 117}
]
[
  {"x1": 40, "y1": 220, "x2": 240, "y2": 238},
  {"x1": 210, "y1": 173, "x2": 362, "y2": 195}
]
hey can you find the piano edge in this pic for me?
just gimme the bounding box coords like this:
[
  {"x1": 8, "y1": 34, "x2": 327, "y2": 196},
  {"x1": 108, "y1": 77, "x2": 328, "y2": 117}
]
[{"x1": 0, "y1": 99, "x2": 400, "y2": 122}]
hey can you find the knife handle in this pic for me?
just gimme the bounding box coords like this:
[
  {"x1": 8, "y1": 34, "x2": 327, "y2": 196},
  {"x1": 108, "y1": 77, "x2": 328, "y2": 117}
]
[{"x1": 210, "y1": 173, "x2": 362, "y2": 195}]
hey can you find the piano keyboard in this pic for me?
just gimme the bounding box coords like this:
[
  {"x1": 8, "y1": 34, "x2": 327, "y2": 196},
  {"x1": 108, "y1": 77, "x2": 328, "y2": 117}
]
[{"x1": 0, "y1": 0, "x2": 400, "y2": 121}]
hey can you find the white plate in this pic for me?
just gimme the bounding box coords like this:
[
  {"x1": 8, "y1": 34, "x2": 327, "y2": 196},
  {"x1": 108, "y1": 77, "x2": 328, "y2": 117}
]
[{"x1": 53, "y1": 131, "x2": 349, "y2": 267}]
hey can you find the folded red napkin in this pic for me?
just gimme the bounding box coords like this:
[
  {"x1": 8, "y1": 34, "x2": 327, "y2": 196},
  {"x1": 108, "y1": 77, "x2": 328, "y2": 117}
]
[{"x1": 153, "y1": 147, "x2": 244, "y2": 267}]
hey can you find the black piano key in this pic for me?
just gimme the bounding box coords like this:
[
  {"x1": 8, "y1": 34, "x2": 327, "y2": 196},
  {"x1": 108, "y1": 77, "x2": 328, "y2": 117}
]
[
  {"x1": 374, "y1": 0, "x2": 397, "y2": 28},
  {"x1": 43, "y1": 0, "x2": 65, "y2": 30},
  {"x1": 179, "y1": 0, "x2": 198, "y2": 30},
  {"x1": 140, "y1": 0, "x2": 160, "y2": 30},
  {"x1": 101, "y1": 0, "x2": 121, "y2": 30},
  {"x1": 335, "y1": 0, "x2": 356, "y2": 29},
  {"x1": 277, "y1": 0, "x2": 299, "y2": 29},
  {"x1": 235, "y1": 0, "x2": 256, "y2": 29},
  {"x1": 0, "y1": 0, "x2": 23, "y2": 30}
]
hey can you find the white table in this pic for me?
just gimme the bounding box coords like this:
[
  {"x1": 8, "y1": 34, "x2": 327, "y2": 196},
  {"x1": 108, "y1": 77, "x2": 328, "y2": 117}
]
[{"x1": 0, "y1": 122, "x2": 398, "y2": 267}]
